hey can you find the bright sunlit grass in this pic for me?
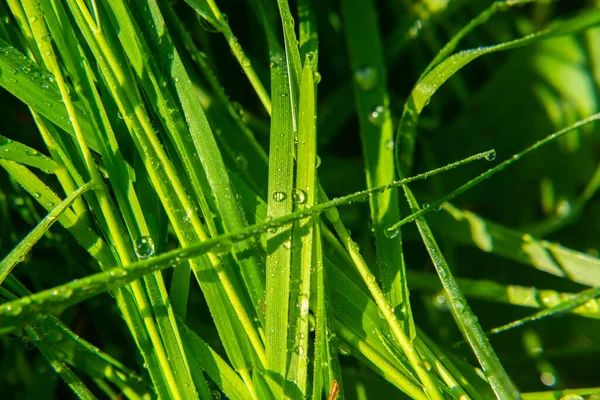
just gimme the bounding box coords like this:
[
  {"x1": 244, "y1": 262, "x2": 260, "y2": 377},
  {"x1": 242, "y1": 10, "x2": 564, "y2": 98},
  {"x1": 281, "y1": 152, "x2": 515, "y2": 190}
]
[{"x1": 2, "y1": 0, "x2": 600, "y2": 399}]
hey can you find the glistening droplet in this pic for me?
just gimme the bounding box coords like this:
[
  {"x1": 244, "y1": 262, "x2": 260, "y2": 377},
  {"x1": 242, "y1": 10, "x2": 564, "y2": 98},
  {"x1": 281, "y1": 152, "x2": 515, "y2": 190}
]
[
  {"x1": 272, "y1": 191, "x2": 287, "y2": 202},
  {"x1": 292, "y1": 188, "x2": 307, "y2": 204},
  {"x1": 134, "y1": 236, "x2": 155, "y2": 259},
  {"x1": 383, "y1": 224, "x2": 399, "y2": 239},
  {"x1": 368, "y1": 105, "x2": 386, "y2": 126}
]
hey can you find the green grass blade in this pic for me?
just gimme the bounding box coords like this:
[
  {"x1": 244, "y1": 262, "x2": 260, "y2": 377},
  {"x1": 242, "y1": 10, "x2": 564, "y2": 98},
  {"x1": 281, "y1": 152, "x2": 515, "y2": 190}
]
[
  {"x1": 341, "y1": 0, "x2": 415, "y2": 339},
  {"x1": 179, "y1": 321, "x2": 255, "y2": 400},
  {"x1": 404, "y1": 188, "x2": 519, "y2": 399},
  {"x1": 264, "y1": 56, "x2": 295, "y2": 396},
  {"x1": 0, "y1": 181, "x2": 92, "y2": 284},
  {"x1": 408, "y1": 271, "x2": 600, "y2": 319},
  {"x1": 0, "y1": 135, "x2": 60, "y2": 173},
  {"x1": 428, "y1": 202, "x2": 600, "y2": 287},
  {"x1": 188, "y1": 0, "x2": 271, "y2": 115},
  {"x1": 395, "y1": 8, "x2": 600, "y2": 176},
  {"x1": 390, "y1": 112, "x2": 600, "y2": 233},
  {"x1": 286, "y1": 60, "x2": 317, "y2": 398}
]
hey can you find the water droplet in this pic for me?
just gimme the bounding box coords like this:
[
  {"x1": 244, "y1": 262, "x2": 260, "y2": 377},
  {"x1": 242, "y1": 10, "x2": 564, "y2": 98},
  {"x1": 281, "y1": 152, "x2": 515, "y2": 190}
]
[
  {"x1": 292, "y1": 188, "x2": 307, "y2": 204},
  {"x1": 299, "y1": 295, "x2": 309, "y2": 315},
  {"x1": 433, "y1": 293, "x2": 449, "y2": 310},
  {"x1": 338, "y1": 342, "x2": 351, "y2": 356},
  {"x1": 167, "y1": 52, "x2": 174, "y2": 60},
  {"x1": 313, "y1": 71, "x2": 321, "y2": 84},
  {"x1": 117, "y1": 111, "x2": 124, "y2": 119},
  {"x1": 384, "y1": 139, "x2": 394, "y2": 150},
  {"x1": 354, "y1": 66, "x2": 378, "y2": 90},
  {"x1": 272, "y1": 191, "x2": 287, "y2": 202},
  {"x1": 485, "y1": 150, "x2": 496, "y2": 161},
  {"x1": 557, "y1": 200, "x2": 571, "y2": 217},
  {"x1": 368, "y1": 105, "x2": 386, "y2": 126},
  {"x1": 383, "y1": 224, "x2": 399, "y2": 239},
  {"x1": 4, "y1": 303, "x2": 23, "y2": 316},
  {"x1": 283, "y1": 240, "x2": 292, "y2": 250},
  {"x1": 134, "y1": 236, "x2": 155, "y2": 259},
  {"x1": 33, "y1": 193, "x2": 41, "y2": 199},
  {"x1": 295, "y1": 345, "x2": 305, "y2": 356},
  {"x1": 454, "y1": 302, "x2": 465, "y2": 314},
  {"x1": 174, "y1": 77, "x2": 180, "y2": 83},
  {"x1": 540, "y1": 372, "x2": 556, "y2": 388},
  {"x1": 241, "y1": 57, "x2": 251, "y2": 68},
  {"x1": 422, "y1": 202, "x2": 430, "y2": 209},
  {"x1": 315, "y1": 155, "x2": 321, "y2": 168}
]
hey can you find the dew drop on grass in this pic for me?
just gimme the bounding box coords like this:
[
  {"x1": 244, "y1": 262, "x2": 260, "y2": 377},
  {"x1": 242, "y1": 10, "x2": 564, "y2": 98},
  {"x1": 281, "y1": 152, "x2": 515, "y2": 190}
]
[
  {"x1": 338, "y1": 342, "x2": 351, "y2": 356},
  {"x1": 484, "y1": 149, "x2": 496, "y2": 161},
  {"x1": 384, "y1": 139, "x2": 394, "y2": 150},
  {"x1": 368, "y1": 105, "x2": 386, "y2": 126},
  {"x1": 4, "y1": 303, "x2": 22, "y2": 316},
  {"x1": 283, "y1": 240, "x2": 292, "y2": 250},
  {"x1": 315, "y1": 155, "x2": 321, "y2": 168},
  {"x1": 422, "y1": 202, "x2": 430, "y2": 209},
  {"x1": 292, "y1": 188, "x2": 307, "y2": 204},
  {"x1": 272, "y1": 191, "x2": 287, "y2": 202},
  {"x1": 354, "y1": 66, "x2": 378, "y2": 90},
  {"x1": 134, "y1": 236, "x2": 155, "y2": 259},
  {"x1": 383, "y1": 224, "x2": 399, "y2": 239},
  {"x1": 241, "y1": 57, "x2": 251, "y2": 67},
  {"x1": 454, "y1": 302, "x2": 465, "y2": 314},
  {"x1": 313, "y1": 71, "x2": 322, "y2": 84}
]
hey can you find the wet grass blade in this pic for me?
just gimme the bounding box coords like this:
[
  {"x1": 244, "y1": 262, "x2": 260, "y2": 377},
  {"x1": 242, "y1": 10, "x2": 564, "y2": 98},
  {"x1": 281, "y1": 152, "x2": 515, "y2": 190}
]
[{"x1": 341, "y1": 0, "x2": 414, "y2": 338}]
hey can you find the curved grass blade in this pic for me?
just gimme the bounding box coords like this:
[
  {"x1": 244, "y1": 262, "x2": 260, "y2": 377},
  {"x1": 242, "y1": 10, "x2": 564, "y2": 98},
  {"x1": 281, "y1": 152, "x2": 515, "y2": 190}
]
[
  {"x1": 404, "y1": 188, "x2": 520, "y2": 399},
  {"x1": 0, "y1": 159, "x2": 113, "y2": 266},
  {"x1": 395, "y1": 8, "x2": 600, "y2": 176},
  {"x1": 0, "y1": 135, "x2": 60, "y2": 173},
  {"x1": 0, "y1": 181, "x2": 93, "y2": 284}
]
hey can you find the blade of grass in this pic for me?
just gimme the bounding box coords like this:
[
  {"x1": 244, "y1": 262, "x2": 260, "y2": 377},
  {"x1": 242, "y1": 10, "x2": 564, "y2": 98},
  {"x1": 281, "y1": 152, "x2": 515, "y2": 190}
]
[
  {"x1": 0, "y1": 135, "x2": 61, "y2": 173},
  {"x1": 286, "y1": 59, "x2": 317, "y2": 398},
  {"x1": 186, "y1": 0, "x2": 272, "y2": 115},
  {"x1": 264, "y1": 55, "x2": 295, "y2": 397},
  {"x1": 0, "y1": 181, "x2": 93, "y2": 284},
  {"x1": 405, "y1": 188, "x2": 520, "y2": 399},
  {"x1": 341, "y1": 0, "x2": 415, "y2": 338},
  {"x1": 395, "y1": 7, "x2": 600, "y2": 176},
  {"x1": 408, "y1": 271, "x2": 600, "y2": 319}
]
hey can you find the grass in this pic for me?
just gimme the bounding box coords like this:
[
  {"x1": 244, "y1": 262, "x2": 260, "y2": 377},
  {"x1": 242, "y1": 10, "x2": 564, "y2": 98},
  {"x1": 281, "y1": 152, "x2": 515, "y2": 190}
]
[{"x1": 2, "y1": 0, "x2": 600, "y2": 399}]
